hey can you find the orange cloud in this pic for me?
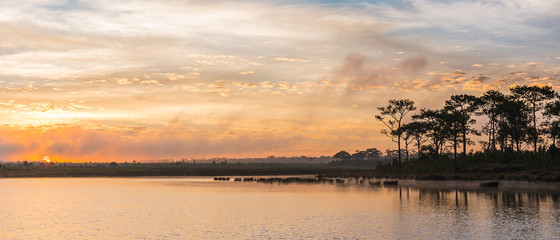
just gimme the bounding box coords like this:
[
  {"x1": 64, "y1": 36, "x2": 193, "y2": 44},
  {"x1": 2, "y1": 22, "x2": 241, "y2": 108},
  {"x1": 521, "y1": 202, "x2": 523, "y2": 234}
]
[{"x1": 527, "y1": 62, "x2": 542, "y2": 67}]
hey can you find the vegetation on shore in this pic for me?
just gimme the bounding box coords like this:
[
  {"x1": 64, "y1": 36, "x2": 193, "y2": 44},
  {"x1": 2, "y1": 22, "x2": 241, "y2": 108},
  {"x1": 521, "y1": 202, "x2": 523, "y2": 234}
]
[{"x1": 331, "y1": 84, "x2": 560, "y2": 181}]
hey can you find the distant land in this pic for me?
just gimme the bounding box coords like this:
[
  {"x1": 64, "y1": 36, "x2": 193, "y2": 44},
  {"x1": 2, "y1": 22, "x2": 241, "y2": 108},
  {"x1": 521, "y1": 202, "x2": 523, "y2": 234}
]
[{"x1": 0, "y1": 158, "x2": 558, "y2": 182}]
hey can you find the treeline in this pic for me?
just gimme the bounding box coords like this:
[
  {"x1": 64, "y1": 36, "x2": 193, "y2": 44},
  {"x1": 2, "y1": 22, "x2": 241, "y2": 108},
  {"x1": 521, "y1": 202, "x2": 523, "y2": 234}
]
[
  {"x1": 372, "y1": 84, "x2": 560, "y2": 174},
  {"x1": 331, "y1": 148, "x2": 385, "y2": 166}
]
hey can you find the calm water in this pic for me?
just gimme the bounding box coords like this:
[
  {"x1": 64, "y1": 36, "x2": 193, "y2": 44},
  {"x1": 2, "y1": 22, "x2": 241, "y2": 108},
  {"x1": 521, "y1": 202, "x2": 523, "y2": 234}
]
[{"x1": 1, "y1": 178, "x2": 559, "y2": 239}]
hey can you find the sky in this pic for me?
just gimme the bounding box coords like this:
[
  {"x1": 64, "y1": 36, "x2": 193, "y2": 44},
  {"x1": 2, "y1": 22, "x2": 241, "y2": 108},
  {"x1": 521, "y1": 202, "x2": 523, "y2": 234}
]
[{"x1": 0, "y1": 0, "x2": 559, "y2": 162}]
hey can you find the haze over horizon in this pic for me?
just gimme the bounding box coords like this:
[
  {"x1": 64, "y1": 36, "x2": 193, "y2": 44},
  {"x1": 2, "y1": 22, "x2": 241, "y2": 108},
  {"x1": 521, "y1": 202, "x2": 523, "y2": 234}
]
[{"x1": 1, "y1": 0, "x2": 559, "y2": 162}]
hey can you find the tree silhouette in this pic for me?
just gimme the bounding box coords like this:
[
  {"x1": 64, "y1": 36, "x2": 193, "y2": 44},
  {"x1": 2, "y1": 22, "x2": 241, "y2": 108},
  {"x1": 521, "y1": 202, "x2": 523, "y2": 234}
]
[
  {"x1": 510, "y1": 85, "x2": 556, "y2": 152},
  {"x1": 413, "y1": 109, "x2": 449, "y2": 157},
  {"x1": 365, "y1": 148, "x2": 382, "y2": 161},
  {"x1": 481, "y1": 90, "x2": 506, "y2": 151},
  {"x1": 441, "y1": 109, "x2": 462, "y2": 171},
  {"x1": 333, "y1": 151, "x2": 351, "y2": 161},
  {"x1": 400, "y1": 121, "x2": 428, "y2": 158},
  {"x1": 369, "y1": 84, "x2": 560, "y2": 175},
  {"x1": 375, "y1": 99, "x2": 416, "y2": 172},
  {"x1": 497, "y1": 96, "x2": 530, "y2": 153},
  {"x1": 445, "y1": 94, "x2": 482, "y2": 158},
  {"x1": 544, "y1": 98, "x2": 560, "y2": 147},
  {"x1": 400, "y1": 128, "x2": 414, "y2": 161},
  {"x1": 352, "y1": 150, "x2": 368, "y2": 162}
]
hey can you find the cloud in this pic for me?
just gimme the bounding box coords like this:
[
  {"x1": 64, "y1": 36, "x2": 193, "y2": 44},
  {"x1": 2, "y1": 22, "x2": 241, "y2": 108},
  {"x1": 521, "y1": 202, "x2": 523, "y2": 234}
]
[
  {"x1": 472, "y1": 74, "x2": 490, "y2": 84},
  {"x1": 472, "y1": 64, "x2": 483, "y2": 67},
  {"x1": 528, "y1": 62, "x2": 542, "y2": 67},
  {"x1": 336, "y1": 52, "x2": 384, "y2": 92},
  {"x1": 463, "y1": 74, "x2": 490, "y2": 90},
  {"x1": 440, "y1": 61, "x2": 449, "y2": 65},
  {"x1": 482, "y1": 77, "x2": 508, "y2": 91},
  {"x1": 273, "y1": 58, "x2": 309, "y2": 63},
  {"x1": 238, "y1": 71, "x2": 255, "y2": 75},
  {"x1": 0, "y1": 136, "x2": 27, "y2": 159},
  {"x1": 206, "y1": 82, "x2": 230, "y2": 97},
  {"x1": 418, "y1": 70, "x2": 468, "y2": 90},
  {"x1": 452, "y1": 70, "x2": 466, "y2": 77},
  {"x1": 399, "y1": 55, "x2": 428, "y2": 72}
]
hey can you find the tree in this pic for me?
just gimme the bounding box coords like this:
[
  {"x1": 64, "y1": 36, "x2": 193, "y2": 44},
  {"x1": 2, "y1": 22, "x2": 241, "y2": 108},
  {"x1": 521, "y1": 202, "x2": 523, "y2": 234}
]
[
  {"x1": 480, "y1": 90, "x2": 506, "y2": 151},
  {"x1": 399, "y1": 121, "x2": 428, "y2": 159},
  {"x1": 542, "y1": 120, "x2": 560, "y2": 147},
  {"x1": 352, "y1": 150, "x2": 367, "y2": 161},
  {"x1": 365, "y1": 148, "x2": 382, "y2": 161},
  {"x1": 444, "y1": 94, "x2": 482, "y2": 157},
  {"x1": 544, "y1": 99, "x2": 560, "y2": 147},
  {"x1": 375, "y1": 99, "x2": 416, "y2": 172},
  {"x1": 441, "y1": 109, "x2": 463, "y2": 170},
  {"x1": 413, "y1": 109, "x2": 449, "y2": 157},
  {"x1": 510, "y1": 85, "x2": 556, "y2": 152},
  {"x1": 333, "y1": 151, "x2": 351, "y2": 161},
  {"x1": 497, "y1": 96, "x2": 530, "y2": 153},
  {"x1": 400, "y1": 128, "x2": 414, "y2": 161}
]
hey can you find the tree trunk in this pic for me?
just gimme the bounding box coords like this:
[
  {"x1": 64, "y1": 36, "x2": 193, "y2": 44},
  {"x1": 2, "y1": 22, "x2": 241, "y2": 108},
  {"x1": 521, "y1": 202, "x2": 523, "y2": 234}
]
[
  {"x1": 453, "y1": 134, "x2": 458, "y2": 172},
  {"x1": 417, "y1": 139, "x2": 421, "y2": 158},
  {"x1": 488, "y1": 124, "x2": 491, "y2": 151},
  {"x1": 434, "y1": 141, "x2": 439, "y2": 157},
  {"x1": 397, "y1": 134, "x2": 401, "y2": 173},
  {"x1": 533, "y1": 104, "x2": 537, "y2": 153},
  {"x1": 490, "y1": 118, "x2": 495, "y2": 151},
  {"x1": 405, "y1": 143, "x2": 409, "y2": 162},
  {"x1": 492, "y1": 118, "x2": 497, "y2": 151},
  {"x1": 462, "y1": 123, "x2": 467, "y2": 157}
]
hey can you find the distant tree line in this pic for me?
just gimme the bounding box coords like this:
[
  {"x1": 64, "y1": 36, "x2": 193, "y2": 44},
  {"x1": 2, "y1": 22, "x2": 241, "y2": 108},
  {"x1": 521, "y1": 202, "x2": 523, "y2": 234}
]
[{"x1": 331, "y1": 148, "x2": 383, "y2": 166}]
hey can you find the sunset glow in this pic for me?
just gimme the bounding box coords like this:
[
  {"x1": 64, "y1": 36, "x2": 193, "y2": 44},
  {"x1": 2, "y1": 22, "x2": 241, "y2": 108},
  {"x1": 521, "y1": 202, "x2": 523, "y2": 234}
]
[{"x1": 1, "y1": 0, "x2": 559, "y2": 162}]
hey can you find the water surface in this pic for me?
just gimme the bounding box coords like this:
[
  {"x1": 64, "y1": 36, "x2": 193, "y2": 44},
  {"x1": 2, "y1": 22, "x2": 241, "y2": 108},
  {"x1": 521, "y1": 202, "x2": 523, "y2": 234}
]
[{"x1": 1, "y1": 178, "x2": 558, "y2": 239}]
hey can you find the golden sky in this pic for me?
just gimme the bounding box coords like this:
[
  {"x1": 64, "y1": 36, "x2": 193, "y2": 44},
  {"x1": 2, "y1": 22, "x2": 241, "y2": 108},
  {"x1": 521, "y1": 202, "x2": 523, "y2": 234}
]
[{"x1": 1, "y1": 0, "x2": 559, "y2": 162}]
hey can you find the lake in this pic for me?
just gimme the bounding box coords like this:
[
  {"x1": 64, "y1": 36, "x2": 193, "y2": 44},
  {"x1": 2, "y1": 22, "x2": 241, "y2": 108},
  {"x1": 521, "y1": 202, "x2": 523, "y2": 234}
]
[{"x1": 1, "y1": 177, "x2": 559, "y2": 239}]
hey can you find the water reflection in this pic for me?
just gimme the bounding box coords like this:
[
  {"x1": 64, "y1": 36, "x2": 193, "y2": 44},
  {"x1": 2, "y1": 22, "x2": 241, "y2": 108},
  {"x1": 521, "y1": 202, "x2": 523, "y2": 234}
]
[
  {"x1": 392, "y1": 186, "x2": 560, "y2": 239},
  {"x1": 0, "y1": 178, "x2": 558, "y2": 239}
]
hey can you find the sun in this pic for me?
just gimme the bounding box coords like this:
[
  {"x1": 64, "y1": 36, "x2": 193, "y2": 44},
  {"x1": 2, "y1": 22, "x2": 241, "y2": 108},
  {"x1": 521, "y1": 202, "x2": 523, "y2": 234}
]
[{"x1": 42, "y1": 156, "x2": 51, "y2": 163}]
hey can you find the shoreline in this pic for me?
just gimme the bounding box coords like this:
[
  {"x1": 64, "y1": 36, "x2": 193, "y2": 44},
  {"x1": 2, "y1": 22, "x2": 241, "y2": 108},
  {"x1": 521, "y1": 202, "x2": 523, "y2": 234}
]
[{"x1": 318, "y1": 170, "x2": 560, "y2": 182}]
